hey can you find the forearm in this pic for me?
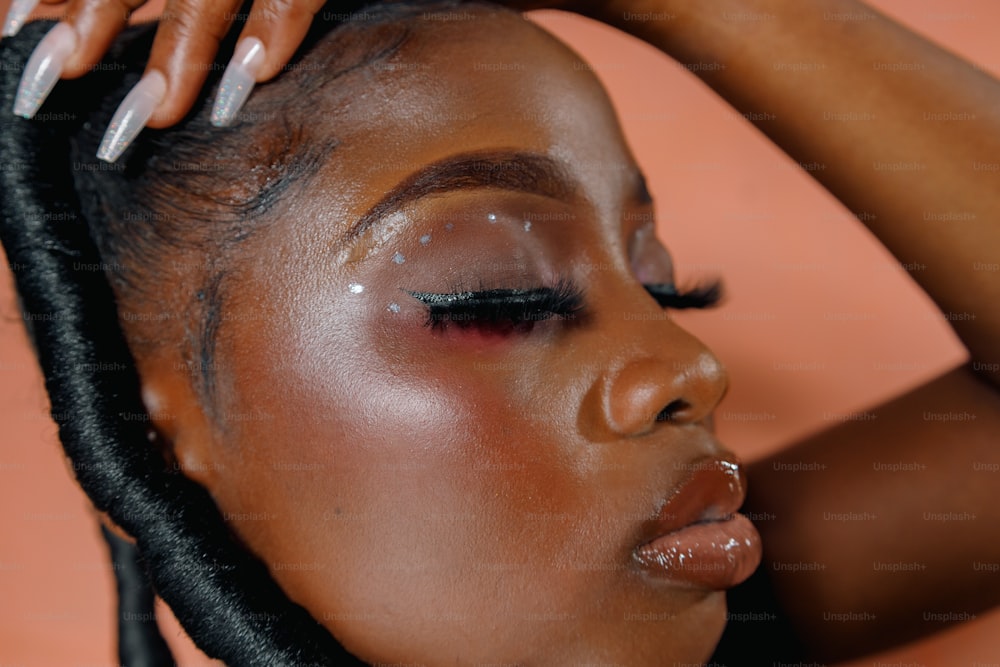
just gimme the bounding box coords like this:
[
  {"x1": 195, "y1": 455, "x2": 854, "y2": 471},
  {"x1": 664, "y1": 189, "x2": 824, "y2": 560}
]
[
  {"x1": 593, "y1": 0, "x2": 1000, "y2": 387},
  {"x1": 744, "y1": 367, "x2": 1000, "y2": 660}
]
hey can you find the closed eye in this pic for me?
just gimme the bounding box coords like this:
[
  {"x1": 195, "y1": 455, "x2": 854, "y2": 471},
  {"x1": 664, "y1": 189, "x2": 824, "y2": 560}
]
[
  {"x1": 406, "y1": 278, "x2": 584, "y2": 333},
  {"x1": 644, "y1": 281, "x2": 723, "y2": 310},
  {"x1": 405, "y1": 278, "x2": 721, "y2": 336}
]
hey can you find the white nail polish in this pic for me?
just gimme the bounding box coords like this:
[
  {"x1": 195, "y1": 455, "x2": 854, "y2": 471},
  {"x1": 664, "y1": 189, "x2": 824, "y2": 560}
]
[
  {"x1": 211, "y1": 36, "x2": 266, "y2": 127},
  {"x1": 96, "y1": 70, "x2": 166, "y2": 163},
  {"x1": 2, "y1": 0, "x2": 40, "y2": 37},
  {"x1": 12, "y1": 22, "x2": 76, "y2": 118}
]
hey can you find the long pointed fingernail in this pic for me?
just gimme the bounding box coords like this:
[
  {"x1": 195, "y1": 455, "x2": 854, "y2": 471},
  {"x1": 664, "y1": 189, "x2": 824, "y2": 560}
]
[
  {"x1": 12, "y1": 22, "x2": 76, "y2": 118},
  {"x1": 97, "y1": 69, "x2": 166, "y2": 163},
  {"x1": 3, "y1": 0, "x2": 40, "y2": 37},
  {"x1": 211, "y1": 36, "x2": 265, "y2": 127}
]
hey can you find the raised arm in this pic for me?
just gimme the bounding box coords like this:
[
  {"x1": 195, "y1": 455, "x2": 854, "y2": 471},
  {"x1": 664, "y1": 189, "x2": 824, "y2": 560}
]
[
  {"x1": 590, "y1": 0, "x2": 1000, "y2": 383},
  {"x1": 581, "y1": 0, "x2": 1000, "y2": 660}
]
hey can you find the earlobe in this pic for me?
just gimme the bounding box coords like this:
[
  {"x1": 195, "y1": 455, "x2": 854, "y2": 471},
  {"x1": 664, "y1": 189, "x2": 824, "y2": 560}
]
[{"x1": 138, "y1": 362, "x2": 220, "y2": 490}]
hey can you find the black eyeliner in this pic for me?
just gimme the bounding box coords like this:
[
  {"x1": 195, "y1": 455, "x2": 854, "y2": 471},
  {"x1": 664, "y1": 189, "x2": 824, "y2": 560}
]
[
  {"x1": 403, "y1": 278, "x2": 722, "y2": 334},
  {"x1": 405, "y1": 278, "x2": 584, "y2": 331}
]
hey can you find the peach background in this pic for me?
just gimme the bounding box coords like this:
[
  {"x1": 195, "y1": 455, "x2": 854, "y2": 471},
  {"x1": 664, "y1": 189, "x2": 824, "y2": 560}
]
[{"x1": 1, "y1": 0, "x2": 999, "y2": 664}]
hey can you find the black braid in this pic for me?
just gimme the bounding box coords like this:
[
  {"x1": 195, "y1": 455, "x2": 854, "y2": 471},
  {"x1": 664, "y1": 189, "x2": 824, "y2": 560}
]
[
  {"x1": 1, "y1": 1, "x2": 488, "y2": 660},
  {"x1": 0, "y1": 17, "x2": 391, "y2": 667},
  {"x1": 101, "y1": 525, "x2": 175, "y2": 666}
]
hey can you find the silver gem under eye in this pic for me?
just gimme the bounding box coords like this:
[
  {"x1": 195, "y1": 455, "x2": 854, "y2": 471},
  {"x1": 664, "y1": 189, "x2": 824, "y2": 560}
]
[
  {"x1": 420, "y1": 234, "x2": 432, "y2": 245},
  {"x1": 348, "y1": 283, "x2": 364, "y2": 294},
  {"x1": 523, "y1": 221, "x2": 532, "y2": 232},
  {"x1": 393, "y1": 252, "x2": 406, "y2": 264},
  {"x1": 487, "y1": 213, "x2": 497, "y2": 223},
  {"x1": 388, "y1": 302, "x2": 401, "y2": 313}
]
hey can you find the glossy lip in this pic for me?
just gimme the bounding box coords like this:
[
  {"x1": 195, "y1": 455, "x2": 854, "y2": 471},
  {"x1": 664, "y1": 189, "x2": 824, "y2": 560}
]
[{"x1": 633, "y1": 457, "x2": 763, "y2": 589}]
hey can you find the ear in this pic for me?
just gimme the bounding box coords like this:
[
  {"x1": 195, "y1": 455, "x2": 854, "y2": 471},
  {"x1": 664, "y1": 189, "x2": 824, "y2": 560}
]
[{"x1": 137, "y1": 353, "x2": 221, "y2": 491}]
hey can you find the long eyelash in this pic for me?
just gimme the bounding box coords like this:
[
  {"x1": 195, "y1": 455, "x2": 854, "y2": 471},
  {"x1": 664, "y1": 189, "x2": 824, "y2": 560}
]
[
  {"x1": 406, "y1": 277, "x2": 584, "y2": 331},
  {"x1": 644, "y1": 281, "x2": 723, "y2": 309}
]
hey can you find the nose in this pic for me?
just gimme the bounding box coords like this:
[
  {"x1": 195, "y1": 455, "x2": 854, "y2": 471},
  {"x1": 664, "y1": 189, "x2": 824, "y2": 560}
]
[{"x1": 581, "y1": 327, "x2": 729, "y2": 440}]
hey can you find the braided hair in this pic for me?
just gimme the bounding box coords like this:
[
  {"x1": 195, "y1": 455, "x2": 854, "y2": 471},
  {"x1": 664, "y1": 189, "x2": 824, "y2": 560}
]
[{"x1": 0, "y1": 3, "x2": 465, "y2": 663}]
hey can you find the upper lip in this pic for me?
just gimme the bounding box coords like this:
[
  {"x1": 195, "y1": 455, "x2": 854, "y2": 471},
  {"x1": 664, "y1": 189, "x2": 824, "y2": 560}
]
[{"x1": 636, "y1": 456, "x2": 748, "y2": 547}]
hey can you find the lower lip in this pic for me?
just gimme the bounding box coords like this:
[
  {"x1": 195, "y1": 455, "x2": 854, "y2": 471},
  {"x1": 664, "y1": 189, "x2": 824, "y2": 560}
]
[{"x1": 634, "y1": 513, "x2": 763, "y2": 589}]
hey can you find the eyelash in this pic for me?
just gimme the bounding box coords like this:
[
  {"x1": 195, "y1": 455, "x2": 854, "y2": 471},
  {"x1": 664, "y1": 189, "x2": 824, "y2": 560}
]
[{"x1": 406, "y1": 278, "x2": 722, "y2": 333}]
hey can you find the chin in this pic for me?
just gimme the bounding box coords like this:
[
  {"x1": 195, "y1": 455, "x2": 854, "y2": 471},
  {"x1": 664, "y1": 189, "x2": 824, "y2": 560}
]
[
  {"x1": 690, "y1": 590, "x2": 730, "y2": 663},
  {"x1": 550, "y1": 590, "x2": 730, "y2": 667},
  {"x1": 647, "y1": 589, "x2": 729, "y2": 666}
]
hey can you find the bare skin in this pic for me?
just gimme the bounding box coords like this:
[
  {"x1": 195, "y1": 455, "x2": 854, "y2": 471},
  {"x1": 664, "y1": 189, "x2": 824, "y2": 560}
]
[
  {"x1": 128, "y1": 10, "x2": 746, "y2": 665},
  {"x1": 3, "y1": 0, "x2": 999, "y2": 663},
  {"x1": 3, "y1": 0, "x2": 324, "y2": 126},
  {"x1": 581, "y1": 0, "x2": 1000, "y2": 659}
]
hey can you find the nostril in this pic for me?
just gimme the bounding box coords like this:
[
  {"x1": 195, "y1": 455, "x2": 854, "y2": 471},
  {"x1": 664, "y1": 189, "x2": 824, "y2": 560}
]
[{"x1": 655, "y1": 399, "x2": 688, "y2": 422}]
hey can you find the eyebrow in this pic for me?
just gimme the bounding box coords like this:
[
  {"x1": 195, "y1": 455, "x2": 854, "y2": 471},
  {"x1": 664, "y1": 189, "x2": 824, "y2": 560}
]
[
  {"x1": 341, "y1": 150, "x2": 653, "y2": 245},
  {"x1": 342, "y1": 150, "x2": 651, "y2": 246},
  {"x1": 344, "y1": 151, "x2": 575, "y2": 244}
]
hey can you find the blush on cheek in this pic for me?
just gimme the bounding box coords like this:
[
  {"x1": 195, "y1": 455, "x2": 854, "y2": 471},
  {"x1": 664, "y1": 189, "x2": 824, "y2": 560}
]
[
  {"x1": 385, "y1": 300, "x2": 546, "y2": 346},
  {"x1": 429, "y1": 318, "x2": 538, "y2": 339}
]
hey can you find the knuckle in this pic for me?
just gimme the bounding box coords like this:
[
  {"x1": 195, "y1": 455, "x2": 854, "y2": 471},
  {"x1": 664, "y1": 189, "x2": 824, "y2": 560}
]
[
  {"x1": 247, "y1": 0, "x2": 318, "y2": 25},
  {"x1": 159, "y1": 0, "x2": 231, "y2": 43}
]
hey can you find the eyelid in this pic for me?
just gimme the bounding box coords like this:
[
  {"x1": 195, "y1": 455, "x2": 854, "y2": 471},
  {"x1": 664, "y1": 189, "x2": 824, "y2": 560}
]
[{"x1": 628, "y1": 222, "x2": 675, "y2": 287}]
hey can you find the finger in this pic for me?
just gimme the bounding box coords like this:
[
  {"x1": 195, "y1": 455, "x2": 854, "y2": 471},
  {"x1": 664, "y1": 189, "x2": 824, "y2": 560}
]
[
  {"x1": 8, "y1": 0, "x2": 149, "y2": 119},
  {"x1": 2, "y1": 0, "x2": 65, "y2": 36},
  {"x1": 95, "y1": 0, "x2": 240, "y2": 160},
  {"x1": 60, "y1": 0, "x2": 148, "y2": 78},
  {"x1": 239, "y1": 0, "x2": 325, "y2": 81},
  {"x1": 12, "y1": 21, "x2": 76, "y2": 117},
  {"x1": 140, "y1": 0, "x2": 241, "y2": 128},
  {"x1": 209, "y1": 0, "x2": 324, "y2": 126},
  {"x1": 9, "y1": 0, "x2": 145, "y2": 119},
  {"x1": 96, "y1": 65, "x2": 164, "y2": 160}
]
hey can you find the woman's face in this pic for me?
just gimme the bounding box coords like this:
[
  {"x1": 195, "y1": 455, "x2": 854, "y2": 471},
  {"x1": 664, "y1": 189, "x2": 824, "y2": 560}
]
[{"x1": 145, "y1": 7, "x2": 761, "y2": 665}]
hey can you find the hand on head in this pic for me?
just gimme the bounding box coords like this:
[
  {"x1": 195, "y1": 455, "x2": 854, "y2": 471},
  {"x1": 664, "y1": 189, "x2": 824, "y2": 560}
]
[{"x1": 1, "y1": 0, "x2": 606, "y2": 161}]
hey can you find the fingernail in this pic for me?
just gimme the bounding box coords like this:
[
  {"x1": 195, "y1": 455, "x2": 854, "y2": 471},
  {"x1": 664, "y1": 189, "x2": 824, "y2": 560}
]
[
  {"x1": 12, "y1": 22, "x2": 76, "y2": 118},
  {"x1": 3, "y1": 0, "x2": 40, "y2": 37},
  {"x1": 210, "y1": 36, "x2": 265, "y2": 127},
  {"x1": 97, "y1": 69, "x2": 166, "y2": 163}
]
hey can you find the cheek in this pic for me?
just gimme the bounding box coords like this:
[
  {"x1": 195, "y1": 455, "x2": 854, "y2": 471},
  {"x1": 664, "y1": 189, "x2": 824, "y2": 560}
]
[
  {"x1": 201, "y1": 259, "x2": 722, "y2": 663},
  {"x1": 206, "y1": 296, "x2": 587, "y2": 656}
]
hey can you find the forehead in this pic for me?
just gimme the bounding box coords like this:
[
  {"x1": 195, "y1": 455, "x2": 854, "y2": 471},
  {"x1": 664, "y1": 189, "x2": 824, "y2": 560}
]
[{"x1": 287, "y1": 7, "x2": 642, "y2": 231}]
